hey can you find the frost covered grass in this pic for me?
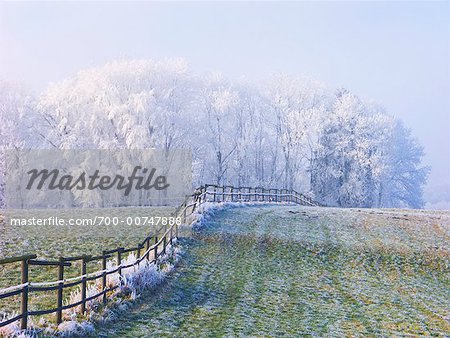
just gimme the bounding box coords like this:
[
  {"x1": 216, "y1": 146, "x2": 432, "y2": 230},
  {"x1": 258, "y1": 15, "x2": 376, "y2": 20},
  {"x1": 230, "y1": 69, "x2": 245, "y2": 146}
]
[
  {"x1": 0, "y1": 240, "x2": 182, "y2": 337},
  {"x1": 0, "y1": 207, "x2": 174, "y2": 259},
  {"x1": 97, "y1": 205, "x2": 450, "y2": 337},
  {"x1": 0, "y1": 206, "x2": 174, "y2": 327}
]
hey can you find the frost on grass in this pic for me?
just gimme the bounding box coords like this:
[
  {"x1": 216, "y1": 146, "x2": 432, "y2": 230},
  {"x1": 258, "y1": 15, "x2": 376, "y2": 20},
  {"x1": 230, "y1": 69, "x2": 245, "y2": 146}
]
[
  {"x1": 192, "y1": 201, "x2": 273, "y2": 230},
  {"x1": 0, "y1": 241, "x2": 182, "y2": 338},
  {"x1": 95, "y1": 205, "x2": 450, "y2": 337}
]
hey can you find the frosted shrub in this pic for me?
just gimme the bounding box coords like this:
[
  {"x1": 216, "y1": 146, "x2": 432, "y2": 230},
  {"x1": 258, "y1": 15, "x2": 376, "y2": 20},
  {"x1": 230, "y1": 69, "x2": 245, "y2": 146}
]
[
  {"x1": 56, "y1": 320, "x2": 94, "y2": 337},
  {"x1": 0, "y1": 313, "x2": 19, "y2": 337},
  {"x1": 63, "y1": 283, "x2": 103, "y2": 318},
  {"x1": 0, "y1": 313, "x2": 38, "y2": 338},
  {"x1": 121, "y1": 244, "x2": 182, "y2": 297}
]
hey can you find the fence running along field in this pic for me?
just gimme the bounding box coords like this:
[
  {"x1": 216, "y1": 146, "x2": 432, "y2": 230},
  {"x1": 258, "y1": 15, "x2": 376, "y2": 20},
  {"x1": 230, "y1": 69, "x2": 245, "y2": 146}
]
[{"x1": 0, "y1": 184, "x2": 320, "y2": 331}]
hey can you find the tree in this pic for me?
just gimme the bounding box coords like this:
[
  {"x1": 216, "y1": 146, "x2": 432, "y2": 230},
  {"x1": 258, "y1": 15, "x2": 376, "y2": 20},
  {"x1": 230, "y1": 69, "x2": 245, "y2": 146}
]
[
  {"x1": 378, "y1": 121, "x2": 429, "y2": 208},
  {"x1": 0, "y1": 59, "x2": 429, "y2": 209},
  {"x1": 0, "y1": 81, "x2": 40, "y2": 207}
]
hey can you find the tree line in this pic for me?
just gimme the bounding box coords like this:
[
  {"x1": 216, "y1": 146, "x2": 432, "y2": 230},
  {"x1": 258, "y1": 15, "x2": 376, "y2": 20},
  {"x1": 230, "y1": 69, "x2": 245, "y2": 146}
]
[{"x1": 0, "y1": 59, "x2": 429, "y2": 208}]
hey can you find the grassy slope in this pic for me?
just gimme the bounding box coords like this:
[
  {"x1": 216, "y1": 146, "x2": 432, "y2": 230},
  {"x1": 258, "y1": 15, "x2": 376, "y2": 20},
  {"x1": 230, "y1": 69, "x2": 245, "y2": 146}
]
[
  {"x1": 0, "y1": 207, "x2": 174, "y2": 316},
  {"x1": 97, "y1": 205, "x2": 450, "y2": 337}
]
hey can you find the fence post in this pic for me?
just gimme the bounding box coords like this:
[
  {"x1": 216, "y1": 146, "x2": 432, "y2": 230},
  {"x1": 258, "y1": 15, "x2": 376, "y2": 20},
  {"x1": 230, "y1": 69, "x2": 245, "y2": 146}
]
[
  {"x1": 193, "y1": 193, "x2": 198, "y2": 211},
  {"x1": 154, "y1": 236, "x2": 158, "y2": 261},
  {"x1": 163, "y1": 236, "x2": 167, "y2": 255},
  {"x1": 213, "y1": 186, "x2": 217, "y2": 202},
  {"x1": 198, "y1": 186, "x2": 202, "y2": 205},
  {"x1": 192, "y1": 198, "x2": 196, "y2": 215},
  {"x1": 56, "y1": 257, "x2": 64, "y2": 324},
  {"x1": 102, "y1": 251, "x2": 107, "y2": 305},
  {"x1": 170, "y1": 226, "x2": 173, "y2": 245},
  {"x1": 81, "y1": 255, "x2": 87, "y2": 315},
  {"x1": 203, "y1": 185, "x2": 207, "y2": 203},
  {"x1": 145, "y1": 238, "x2": 151, "y2": 261},
  {"x1": 222, "y1": 186, "x2": 225, "y2": 202},
  {"x1": 20, "y1": 258, "x2": 29, "y2": 330},
  {"x1": 117, "y1": 249, "x2": 122, "y2": 284}
]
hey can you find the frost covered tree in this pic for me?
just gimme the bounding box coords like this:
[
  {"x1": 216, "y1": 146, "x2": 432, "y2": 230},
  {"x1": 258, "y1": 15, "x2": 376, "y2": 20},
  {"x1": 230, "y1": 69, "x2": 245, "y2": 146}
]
[
  {"x1": 377, "y1": 121, "x2": 429, "y2": 208},
  {"x1": 311, "y1": 89, "x2": 427, "y2": 208},
  {"x1": 199, "y1": 74, "x2": 240, "y2": 185},
  {"x1": 0, "y1": 59, "x2": 429, "y2": 209},
  {"x1": 0, "y1": 81, "x2": 40, "y2": 207},
  {"x1": 312, "y1": 89, "x2": 371, "y2": 207},
  {"x1": 37, "y1": 59, "x2": 194, "y2": 150},
  {"x1": 265, "y1": 75, "x2": 331, "y2": 190}
]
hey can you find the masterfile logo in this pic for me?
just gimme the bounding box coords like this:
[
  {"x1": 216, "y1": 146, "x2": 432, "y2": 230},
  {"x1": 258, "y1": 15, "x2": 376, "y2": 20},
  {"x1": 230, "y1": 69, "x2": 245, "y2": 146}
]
[
  {"x1": 5, "y1": 149, "x2": 191, "y2": 208},
  {"x1": 25, "y1": 166, "x2": 170, "y2": 196}
]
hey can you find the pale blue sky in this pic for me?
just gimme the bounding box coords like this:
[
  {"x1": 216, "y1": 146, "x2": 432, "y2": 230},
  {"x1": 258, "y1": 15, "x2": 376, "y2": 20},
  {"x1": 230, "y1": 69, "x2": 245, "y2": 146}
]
[{"x1": 0, "y1": 1, "x2": 449, "y2": 197}]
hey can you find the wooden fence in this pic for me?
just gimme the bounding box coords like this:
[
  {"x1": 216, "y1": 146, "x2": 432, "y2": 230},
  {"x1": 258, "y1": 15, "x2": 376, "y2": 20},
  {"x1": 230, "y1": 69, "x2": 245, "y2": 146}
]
[
  {"x1": 199, "y1": 184, "x2": 321, "y2": 206},
  {"x1": 0, "y1": 184, "x2": 320, "y2": 331}
]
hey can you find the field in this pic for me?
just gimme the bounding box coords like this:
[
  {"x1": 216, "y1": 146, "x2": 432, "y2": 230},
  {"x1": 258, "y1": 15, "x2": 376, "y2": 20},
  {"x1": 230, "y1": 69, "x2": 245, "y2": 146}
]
[
  {"x1": 0, "y1": 207, "x2": 175, "y2": 318},
  {"x1": 0, "y1": 207, "x2": 176, "y2": 260},
  {"x1": 95, "y1": 205, "x2": 450, "y2": 337}
]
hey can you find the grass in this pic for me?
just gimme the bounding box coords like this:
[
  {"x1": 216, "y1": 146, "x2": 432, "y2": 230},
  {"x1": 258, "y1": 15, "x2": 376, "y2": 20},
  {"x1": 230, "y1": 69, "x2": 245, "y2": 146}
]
[
  {"x1": 95, "y1": 205, "x2": 450, "y2": 337},
  {"x1": 0, "y1": 206, "x2": 175, "y2": 320}
]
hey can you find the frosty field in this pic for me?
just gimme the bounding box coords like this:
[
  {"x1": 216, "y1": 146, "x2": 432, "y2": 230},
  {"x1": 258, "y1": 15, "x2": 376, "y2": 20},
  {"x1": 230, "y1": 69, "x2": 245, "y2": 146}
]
[
  {"x1": 0, "y1": 207, "x2": 175, "y2": 316},
  {"x1": 0, "y1": 207, "x2": 175, "y2": 260},
  {"x1": 96, "y1": 205, "x2": 450, "y2": 337}
]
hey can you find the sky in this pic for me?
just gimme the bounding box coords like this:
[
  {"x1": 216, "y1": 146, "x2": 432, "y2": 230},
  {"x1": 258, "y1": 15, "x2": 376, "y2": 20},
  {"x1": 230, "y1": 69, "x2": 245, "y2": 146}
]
[{"x1": 0, "y1": 1, "x2": 449, "y2": 202}]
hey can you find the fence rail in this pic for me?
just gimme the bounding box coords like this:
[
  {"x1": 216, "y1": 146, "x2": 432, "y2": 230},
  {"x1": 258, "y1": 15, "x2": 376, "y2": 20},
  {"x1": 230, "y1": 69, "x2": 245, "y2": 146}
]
[
  {"x1": 0, "y1": 184, "x2": 321, "y2": 331},
  {"x1": 200, "y1": 184, "x2": 322, "y2": 206}
]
